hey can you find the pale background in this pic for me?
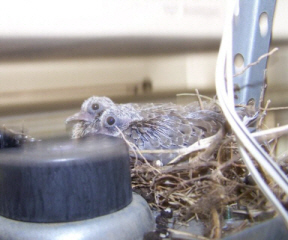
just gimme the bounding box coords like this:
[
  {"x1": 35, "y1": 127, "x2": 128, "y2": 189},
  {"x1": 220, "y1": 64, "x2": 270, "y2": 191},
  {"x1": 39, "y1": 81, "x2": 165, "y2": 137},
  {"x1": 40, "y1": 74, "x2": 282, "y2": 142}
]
[{"x1": 0, "y1": 0, "x2": 287, "y2": 156}]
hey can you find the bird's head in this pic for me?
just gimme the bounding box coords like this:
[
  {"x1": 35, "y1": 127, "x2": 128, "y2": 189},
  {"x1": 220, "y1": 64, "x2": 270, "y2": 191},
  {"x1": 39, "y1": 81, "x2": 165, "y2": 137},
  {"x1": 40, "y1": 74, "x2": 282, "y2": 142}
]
[
  {"x1": 66, "y1": 96, "x2": 115, "y2": 137},
  {"x1": 98, "y1": 107, "x2": 142, "y2": 137}
]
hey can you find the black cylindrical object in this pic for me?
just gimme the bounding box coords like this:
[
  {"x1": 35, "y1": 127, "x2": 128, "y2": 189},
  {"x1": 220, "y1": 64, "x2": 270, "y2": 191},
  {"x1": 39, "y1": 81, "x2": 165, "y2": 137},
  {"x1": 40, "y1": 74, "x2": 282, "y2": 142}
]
[{"x1": 0, "y1": 135, "x2": 132, "y2": 223}]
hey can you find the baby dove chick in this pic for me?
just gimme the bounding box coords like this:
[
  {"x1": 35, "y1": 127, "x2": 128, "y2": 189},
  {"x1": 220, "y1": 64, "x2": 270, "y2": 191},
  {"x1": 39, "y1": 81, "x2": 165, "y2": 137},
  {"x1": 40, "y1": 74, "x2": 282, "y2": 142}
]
[
  {"x1": 66, "y1": 96, "x2": 185, "y2": 139},
  {"x1": 97, "y1": 105, "x2": 225, "y2": 165},
  {"x1": 66, "y1": 96, "x2": 115, "y2": 138},
  {"x1": 66, "y1": 96, "x2": 256, "y2": 164},
  {"x1": 66, "y1": 96, "x2": 226, "y2": 164}
]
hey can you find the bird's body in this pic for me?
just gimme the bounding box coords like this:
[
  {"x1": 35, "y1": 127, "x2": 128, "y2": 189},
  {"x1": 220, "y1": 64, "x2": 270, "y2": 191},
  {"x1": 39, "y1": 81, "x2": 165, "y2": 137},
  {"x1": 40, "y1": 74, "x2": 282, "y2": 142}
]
[
  {"x1": 66, "y1": 96, "x2": 225, "y2": 164},
  {"x1": 97, "y1": 106, "x2": 224, "y2": 164}
]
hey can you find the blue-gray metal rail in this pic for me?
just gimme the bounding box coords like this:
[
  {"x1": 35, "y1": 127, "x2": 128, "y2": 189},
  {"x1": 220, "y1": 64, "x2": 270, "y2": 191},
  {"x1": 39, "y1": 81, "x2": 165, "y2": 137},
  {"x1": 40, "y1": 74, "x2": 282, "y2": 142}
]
[
  {"x1": 216, "y1": 0, "x2": 288, "y2": 227},
  {"x1": 232, "y1": 0, "x2": 277, "y2": 109}
]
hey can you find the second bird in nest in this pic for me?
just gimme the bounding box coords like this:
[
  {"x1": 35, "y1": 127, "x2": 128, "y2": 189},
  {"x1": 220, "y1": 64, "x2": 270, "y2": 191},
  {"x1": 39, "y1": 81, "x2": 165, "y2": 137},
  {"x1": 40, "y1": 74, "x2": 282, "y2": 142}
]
[{"x1": 66, "y1": 96, "x2": 226, "y2": 165}]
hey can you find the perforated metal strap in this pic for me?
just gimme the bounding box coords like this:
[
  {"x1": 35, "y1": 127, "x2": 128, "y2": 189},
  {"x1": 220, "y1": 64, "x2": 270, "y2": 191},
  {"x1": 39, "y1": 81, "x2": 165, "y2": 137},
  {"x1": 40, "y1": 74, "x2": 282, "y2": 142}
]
[{"x1": 232, "y1": 0, "x2": 277, "y2": 110}]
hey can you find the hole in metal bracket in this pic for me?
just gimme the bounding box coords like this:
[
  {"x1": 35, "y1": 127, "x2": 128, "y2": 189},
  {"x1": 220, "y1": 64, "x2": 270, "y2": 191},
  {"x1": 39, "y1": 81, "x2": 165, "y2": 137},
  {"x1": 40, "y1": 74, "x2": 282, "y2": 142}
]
[
  {"x1": 259, "y1": 12, "x2": 268, "y2": 37},
  {"x1": 234, "y1": 53, "x2": 244, "y2": 74}
]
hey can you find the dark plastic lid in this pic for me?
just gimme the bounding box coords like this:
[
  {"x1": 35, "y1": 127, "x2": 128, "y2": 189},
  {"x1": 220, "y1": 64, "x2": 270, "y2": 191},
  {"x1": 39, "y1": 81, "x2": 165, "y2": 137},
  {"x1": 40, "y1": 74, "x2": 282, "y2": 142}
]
[{"x1": 0, "y1": 135, "x2": 132, "y2": 223}]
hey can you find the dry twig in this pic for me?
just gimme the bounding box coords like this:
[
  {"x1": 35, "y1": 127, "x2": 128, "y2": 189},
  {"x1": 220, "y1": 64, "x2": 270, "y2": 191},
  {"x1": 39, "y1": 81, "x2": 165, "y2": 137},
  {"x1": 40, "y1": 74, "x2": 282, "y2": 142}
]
[
  {"x1": 233, "y1": 48, "x2": 278, "y2": 77},
  {"x1": 128, "y1": 93, "x2": 287, "y2": 238}
]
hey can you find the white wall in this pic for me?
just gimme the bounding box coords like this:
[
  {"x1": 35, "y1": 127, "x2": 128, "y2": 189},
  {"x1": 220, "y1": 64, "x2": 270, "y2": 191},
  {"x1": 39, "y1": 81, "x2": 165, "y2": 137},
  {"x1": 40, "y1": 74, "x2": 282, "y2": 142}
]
[
  {"x1": 0, "y1": 53, "x2": 221, "y2": 108},
  {"x1": 186, "y1": 52, "x2": 217, "y2": 91},
  {"x1": 144, "y1": 55, "x2": 188, "y2": 91},
  {"x1": 0, "y1": 57, "x2": 148, "y2": 107},
  {"x1": 0, "y1": 57, "x2": 147, "y2": 92}
]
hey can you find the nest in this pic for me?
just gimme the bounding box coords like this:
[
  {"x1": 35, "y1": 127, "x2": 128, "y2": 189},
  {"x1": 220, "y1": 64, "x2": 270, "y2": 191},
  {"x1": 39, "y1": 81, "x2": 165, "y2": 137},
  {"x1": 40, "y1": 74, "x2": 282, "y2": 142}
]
[{"x1": 129, "y1": 98, "x2": 288, "y2": 239}]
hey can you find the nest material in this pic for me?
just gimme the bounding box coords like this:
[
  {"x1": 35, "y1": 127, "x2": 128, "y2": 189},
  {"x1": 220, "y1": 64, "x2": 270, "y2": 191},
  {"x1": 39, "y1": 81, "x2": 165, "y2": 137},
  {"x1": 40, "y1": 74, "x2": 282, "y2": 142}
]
[{"x1": 129, "y1": 100, "x2": 288, "y2": 239}]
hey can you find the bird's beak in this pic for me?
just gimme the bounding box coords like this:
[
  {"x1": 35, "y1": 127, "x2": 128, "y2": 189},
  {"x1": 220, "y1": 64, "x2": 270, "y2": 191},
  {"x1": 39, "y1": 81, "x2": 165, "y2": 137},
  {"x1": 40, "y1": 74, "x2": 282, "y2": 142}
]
[{"x1": 66, "y1": 111, "x2": 94, "y2": 124}]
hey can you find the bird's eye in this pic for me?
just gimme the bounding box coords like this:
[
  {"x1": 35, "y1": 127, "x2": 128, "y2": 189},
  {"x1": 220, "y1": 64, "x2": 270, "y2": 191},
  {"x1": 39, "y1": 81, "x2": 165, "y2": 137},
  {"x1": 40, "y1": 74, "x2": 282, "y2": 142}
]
[
  {"x1": 91, "y1": 103, "x2": 100, "y2": 111},
  {"x1": 106, "y1": 116, "x2": 115, "y2": 125}
]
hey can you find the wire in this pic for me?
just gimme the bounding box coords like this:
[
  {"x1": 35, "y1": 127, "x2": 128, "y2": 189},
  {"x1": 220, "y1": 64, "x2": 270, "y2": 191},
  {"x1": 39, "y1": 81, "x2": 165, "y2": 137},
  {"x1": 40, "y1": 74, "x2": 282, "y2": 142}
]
[
  {"x1": 239, "y1": 146, "x2": 288, "y2": 224},
  {"x1": 215, "y1": 0, "x2": 288, "y2": 226}
]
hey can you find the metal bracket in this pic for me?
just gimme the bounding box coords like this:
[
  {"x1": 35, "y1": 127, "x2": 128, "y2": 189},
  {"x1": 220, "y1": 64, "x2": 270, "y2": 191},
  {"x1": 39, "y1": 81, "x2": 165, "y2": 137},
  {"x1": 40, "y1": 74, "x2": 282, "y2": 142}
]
[{"x1": 232, "y1": 0, "x2": 277, "y2": 110}]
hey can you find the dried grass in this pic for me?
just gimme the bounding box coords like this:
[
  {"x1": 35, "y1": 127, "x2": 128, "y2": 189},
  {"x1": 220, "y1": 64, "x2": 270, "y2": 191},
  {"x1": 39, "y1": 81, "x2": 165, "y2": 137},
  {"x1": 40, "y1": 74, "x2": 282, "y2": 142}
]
[{"x1": 127, "y1": 98, "x2": 288, "y2": 239}]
